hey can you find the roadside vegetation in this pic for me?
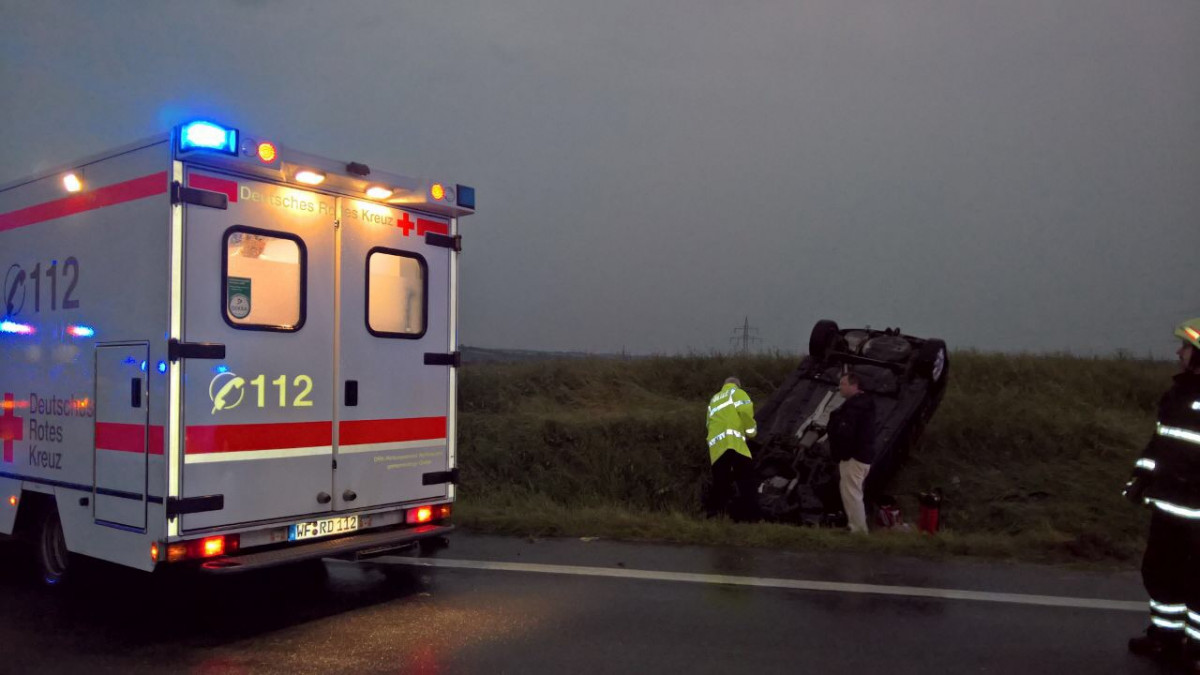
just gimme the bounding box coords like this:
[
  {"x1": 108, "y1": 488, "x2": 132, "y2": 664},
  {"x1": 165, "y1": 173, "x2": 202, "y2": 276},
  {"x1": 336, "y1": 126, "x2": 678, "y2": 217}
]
[{"x1": 456, "y1": 352, "x2": 1175, "y2": 567}]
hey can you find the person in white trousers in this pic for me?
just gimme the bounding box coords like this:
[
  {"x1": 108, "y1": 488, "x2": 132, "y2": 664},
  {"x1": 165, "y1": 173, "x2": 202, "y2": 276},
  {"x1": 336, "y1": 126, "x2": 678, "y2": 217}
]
[{"x1": 828, "y1": 372, "x2": 876, "y2": 534}]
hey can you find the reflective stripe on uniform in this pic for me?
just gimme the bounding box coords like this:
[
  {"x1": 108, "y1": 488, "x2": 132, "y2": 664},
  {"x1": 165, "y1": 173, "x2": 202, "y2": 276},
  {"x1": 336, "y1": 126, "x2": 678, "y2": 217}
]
[
  {"x1": 1192, "y1": 401, "x2": 1200, "y2": 411},
  {"x1": 707, "y1": 398, "x2": 750, "y2": 418},
  {"x1": 708, "y1": 429, "x2": 745, "y2": 447},
  {"x1": 1158, "y1": 424, "x2": 1200, "y2": 446},
  {"x1": 1136, "y1": 458, "x2": 1157, "y2": 471},
  {"x1": 1151, "y1": 600, "x2": 1188, "y2": 615},
  {"x1": 1188, "y1": 610, "x2": 1200, "y2": 624},
  {"x1": 1153, "y1": 616, "x2": 1186, "y2": 631},
  {"x1": 1187, "y1": 625, "x2": 1200, "y2": 640},
  {"x1": 745, "y1": 427, "x2": 756, "y2": 435},
  {"x1": 1148, "y1": 499, "x2": 1200, "y2": 520}
]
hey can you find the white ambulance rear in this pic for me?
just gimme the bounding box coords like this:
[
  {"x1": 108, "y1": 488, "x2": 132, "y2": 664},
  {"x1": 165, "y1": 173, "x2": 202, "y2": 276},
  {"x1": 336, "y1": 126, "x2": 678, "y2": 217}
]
[{"x1": 0, "y1": 120, "x2": 472, "y2": 582}]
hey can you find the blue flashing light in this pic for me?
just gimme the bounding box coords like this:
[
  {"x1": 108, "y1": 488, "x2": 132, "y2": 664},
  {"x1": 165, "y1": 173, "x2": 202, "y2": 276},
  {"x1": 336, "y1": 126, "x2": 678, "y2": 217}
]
[
  {"x1": 157, "y1": 361, "x2": 168, "y2": 374},
  {"x1": 214, "y1": 364, "x2": 230, "y2": 374},
  {"x1": 0, "y1": 320, "x2": 35, "y2": 335},
  {"x1": 140, "y1": 360, "x2": 148, "y2": 372},
  {"x1": 123, "y1": 356, "x2": 137, "y2": 365},
  {"x1": 67, "y1": 324, "x2": 96, "y2": 338},
  {"x1": 180, "y1": 121, "x2": 238, "y2": 155},
  {"x1": 456, "y1": 184, "x2": 475, "y2": 209}
]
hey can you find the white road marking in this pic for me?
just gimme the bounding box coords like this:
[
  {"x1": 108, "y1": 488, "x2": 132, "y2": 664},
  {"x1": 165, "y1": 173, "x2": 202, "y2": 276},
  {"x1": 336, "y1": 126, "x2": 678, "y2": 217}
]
[{"x1": 382, "y1": 557, "x2": 1145, "y2": 612}]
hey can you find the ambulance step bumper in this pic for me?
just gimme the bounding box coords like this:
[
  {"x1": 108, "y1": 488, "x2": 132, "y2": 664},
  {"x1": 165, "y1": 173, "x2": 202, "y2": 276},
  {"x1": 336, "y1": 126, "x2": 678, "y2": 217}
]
[{"x1": 197, "y1": 523, "x2": 454, "y2": 574}]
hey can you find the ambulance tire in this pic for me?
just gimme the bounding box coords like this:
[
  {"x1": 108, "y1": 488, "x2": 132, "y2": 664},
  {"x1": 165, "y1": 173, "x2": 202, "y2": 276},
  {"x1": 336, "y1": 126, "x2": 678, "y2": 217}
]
[
  {"x1": 34, "y1": 507, "x2": 71, "y2": 586},
  {"x1": 809, "y1": 320, "x2": 840, "y2": 361}
]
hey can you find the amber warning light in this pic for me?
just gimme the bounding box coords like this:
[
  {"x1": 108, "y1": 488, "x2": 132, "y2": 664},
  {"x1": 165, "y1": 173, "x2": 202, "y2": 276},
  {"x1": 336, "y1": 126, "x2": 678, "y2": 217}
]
[{"x1": 256, "y1": 141, "x2": 277, "y2": 163}]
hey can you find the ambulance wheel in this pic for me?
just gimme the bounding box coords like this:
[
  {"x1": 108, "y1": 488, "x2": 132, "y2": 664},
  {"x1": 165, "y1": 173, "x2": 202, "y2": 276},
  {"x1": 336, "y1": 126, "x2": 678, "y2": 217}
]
[
  {"x1": 809, "y1": 320, "x2": 840, "y2": 360},
  {"x1": 35, "y1": 508, "x2": 70, "y2": 586}
]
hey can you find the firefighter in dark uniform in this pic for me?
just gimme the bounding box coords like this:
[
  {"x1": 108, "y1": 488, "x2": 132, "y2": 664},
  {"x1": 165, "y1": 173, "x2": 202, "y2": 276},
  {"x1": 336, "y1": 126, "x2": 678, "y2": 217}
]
[{"x1": 1127, "y1": 318, "x2": 1200, "y2": 664}]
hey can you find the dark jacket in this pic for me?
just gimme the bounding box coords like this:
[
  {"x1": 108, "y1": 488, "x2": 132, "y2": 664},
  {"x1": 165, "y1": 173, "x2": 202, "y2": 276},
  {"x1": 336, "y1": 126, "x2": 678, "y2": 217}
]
[
  {"x1": 828, "y1": 392, "x2": 877, "y2": 464},
  {"x1": 1128, "y1": 371, "x2": 1200, "y2": 510}
]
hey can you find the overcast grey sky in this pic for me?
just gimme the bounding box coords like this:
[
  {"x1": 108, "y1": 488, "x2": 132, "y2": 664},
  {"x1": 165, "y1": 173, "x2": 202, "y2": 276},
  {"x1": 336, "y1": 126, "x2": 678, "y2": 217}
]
[{"x1": 2, "y1": 1, "x2": 1197, "y2": 355}]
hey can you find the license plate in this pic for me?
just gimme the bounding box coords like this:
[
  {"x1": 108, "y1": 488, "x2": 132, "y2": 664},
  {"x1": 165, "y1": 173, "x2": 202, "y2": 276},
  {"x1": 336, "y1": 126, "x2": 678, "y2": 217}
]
[{"x1": 289, "y1": 515, "x2": 360, "y2": 541}]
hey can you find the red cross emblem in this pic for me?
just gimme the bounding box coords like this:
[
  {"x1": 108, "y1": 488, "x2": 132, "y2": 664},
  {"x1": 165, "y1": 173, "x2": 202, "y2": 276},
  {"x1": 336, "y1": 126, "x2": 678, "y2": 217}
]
[
  {"x1": 397, "y1": 212, "x2": 415, "y2": 236},
  {"x1": 0, "y1": 393, "x2": 24, "y2": 463}
]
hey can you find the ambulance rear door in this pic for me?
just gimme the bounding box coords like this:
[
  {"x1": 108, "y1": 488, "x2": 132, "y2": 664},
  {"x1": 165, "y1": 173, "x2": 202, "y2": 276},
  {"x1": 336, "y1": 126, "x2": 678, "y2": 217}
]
[
  {"x1": 334, "y1": 200, "x2": 452, "y2": 511},
  {"x1": 179, "y1": 169, "x2": 337, "y2": 530}
]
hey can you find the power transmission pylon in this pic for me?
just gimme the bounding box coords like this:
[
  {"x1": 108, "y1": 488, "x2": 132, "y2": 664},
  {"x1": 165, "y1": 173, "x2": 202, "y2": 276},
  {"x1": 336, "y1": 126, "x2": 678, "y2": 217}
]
[{"x1": 729, "y1": 316, "x2": 762, "y2": 355}]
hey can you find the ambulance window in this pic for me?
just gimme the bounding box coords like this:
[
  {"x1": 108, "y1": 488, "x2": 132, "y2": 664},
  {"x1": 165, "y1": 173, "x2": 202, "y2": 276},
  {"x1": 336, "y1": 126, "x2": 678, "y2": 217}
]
[
  {"x1": 222, "y1": 227, "x2": 307, "y2": 332},
  {"x1": 366, "y1": 249, "x2": 427, "y2": 338}
]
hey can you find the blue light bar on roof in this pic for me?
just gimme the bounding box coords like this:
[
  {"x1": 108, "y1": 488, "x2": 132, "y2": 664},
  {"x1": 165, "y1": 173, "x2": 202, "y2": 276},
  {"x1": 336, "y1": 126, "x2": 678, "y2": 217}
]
[
  {"x1": 179, "y1": 121, "x2": 238, "y2": 155},
  {"x1": 456, "y1": 185, "x2": 475, "y2": 209}
]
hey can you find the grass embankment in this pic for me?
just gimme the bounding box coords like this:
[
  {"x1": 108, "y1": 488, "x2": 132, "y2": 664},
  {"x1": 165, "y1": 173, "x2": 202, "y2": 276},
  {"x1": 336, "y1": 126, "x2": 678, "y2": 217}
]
[{"x1": 456, "y1": 353, "x2": 1175, "y2": 566}]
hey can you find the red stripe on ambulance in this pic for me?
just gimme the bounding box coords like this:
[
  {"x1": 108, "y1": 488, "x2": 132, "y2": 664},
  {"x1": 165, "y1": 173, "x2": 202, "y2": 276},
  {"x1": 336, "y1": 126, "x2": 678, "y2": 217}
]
[
  {"x1": 185, "y1": 421, "x2": 333, "y2": 454},
  {"x1": 339, "y1": 417, "x2": 448, "y2": 446},
  {"x1": 0, "y1": 172, "x2": 168, "y2": 232},
  {"x1": 95, "y1": 423, "x2": 165, "y2": 455},
  {"x1": 187, "y1": 174, "x2": 239, "y2": 202}
]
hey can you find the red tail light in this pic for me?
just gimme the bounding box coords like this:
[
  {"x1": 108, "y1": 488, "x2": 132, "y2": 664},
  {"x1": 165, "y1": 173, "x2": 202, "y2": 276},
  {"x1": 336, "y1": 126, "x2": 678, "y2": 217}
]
[
  {"x1": 407, "y1": 504, "x2": 451, "y2": 524},
  {"x1": 164, "y1": 534, "x2": 240, "y2": 563}
]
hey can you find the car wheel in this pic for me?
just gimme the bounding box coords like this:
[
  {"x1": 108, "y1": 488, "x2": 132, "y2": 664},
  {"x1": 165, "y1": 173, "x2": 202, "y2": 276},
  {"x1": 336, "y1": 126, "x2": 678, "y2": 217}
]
[
  {"x1": 809, "y1": 320, "x2": 840, "y2": 361},
  {"x1": 914, "y1": 340, "x2": 948, "y2": 382},
  {"x1": 35, "y1": 508, "x2": 70, "y2": 586}
]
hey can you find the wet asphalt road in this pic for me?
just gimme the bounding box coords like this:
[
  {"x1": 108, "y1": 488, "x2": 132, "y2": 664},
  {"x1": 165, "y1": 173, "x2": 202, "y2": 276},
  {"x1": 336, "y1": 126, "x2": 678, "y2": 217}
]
[{"x1": 0, "y1": 534, "x2": 1171, "y2": 674}]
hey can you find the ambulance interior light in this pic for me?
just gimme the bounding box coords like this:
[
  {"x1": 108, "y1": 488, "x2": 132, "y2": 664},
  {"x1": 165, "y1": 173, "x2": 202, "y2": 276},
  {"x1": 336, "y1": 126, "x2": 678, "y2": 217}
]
[{"x1": 180, "y1": 121, "x2": 239, "y2": 155}]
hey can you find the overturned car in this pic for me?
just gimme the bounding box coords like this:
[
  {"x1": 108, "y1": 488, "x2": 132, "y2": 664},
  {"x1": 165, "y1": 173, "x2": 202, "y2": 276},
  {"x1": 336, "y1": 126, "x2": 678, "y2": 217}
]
[{"x1": 751, "y1": 320, "x2": 948, "y2": 525}]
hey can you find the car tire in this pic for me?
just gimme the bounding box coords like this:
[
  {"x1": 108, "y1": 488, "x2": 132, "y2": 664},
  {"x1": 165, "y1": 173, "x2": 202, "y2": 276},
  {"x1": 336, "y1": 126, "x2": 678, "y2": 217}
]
[
  {"x1": 914, "y1": 339, "x2": 948, "y2": 382},
  {"x1": 34, "y1": 507, "x2": 71, "y2": 586},
  {"x1": 809, "y1": 320, "x2": 840, "y2": 361}
]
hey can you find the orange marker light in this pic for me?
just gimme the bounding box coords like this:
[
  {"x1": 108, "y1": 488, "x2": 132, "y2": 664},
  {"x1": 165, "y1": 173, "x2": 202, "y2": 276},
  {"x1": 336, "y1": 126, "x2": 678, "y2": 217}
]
[
  {"x1": 63, "y1": 173, "x2": 83, "y2": 193},
  {"x1": 150, "y1": 542, "x2": 160, "y2": 561},
  {"x1": 167, "y1": 543, "x2": 188, "y2": 563},
  {"x1": 8, "y1": 496, "x2": 16, "y2": 507},
  {"x1": 256, "y1": 141, "x2": 277, "y2": 163},
  {"x1": 430, "y1": 183, "x2": 445, "y2": 201}
]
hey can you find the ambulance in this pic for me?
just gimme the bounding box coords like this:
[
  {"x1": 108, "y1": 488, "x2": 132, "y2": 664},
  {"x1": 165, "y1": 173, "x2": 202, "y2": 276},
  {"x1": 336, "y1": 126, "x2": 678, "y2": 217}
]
[{"x1": 0, "y1": 120, "x2": 472, "y2": 583}]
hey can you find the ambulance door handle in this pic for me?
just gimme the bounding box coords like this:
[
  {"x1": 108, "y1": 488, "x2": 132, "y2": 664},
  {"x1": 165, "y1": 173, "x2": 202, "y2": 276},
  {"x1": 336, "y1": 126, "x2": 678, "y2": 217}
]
[
  {"x1": 130, "y1": 378, "x2": 143, "y2": 408},
  {"x1": 316, "y1": 492, "x2": 332, "y2": 504},
  {"x1": 345, "y1": 380, "x2": 359, "y2": 407},
  {"x1": 343, "y1": 490, "x2": 358, "y2": 502}
]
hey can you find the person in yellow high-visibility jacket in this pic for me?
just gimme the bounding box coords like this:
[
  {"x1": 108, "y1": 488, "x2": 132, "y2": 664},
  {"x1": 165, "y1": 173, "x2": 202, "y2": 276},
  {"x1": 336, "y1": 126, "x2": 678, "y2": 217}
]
[{"x1": 706, "y1": 377, "x2": 758, "y2": 520}]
